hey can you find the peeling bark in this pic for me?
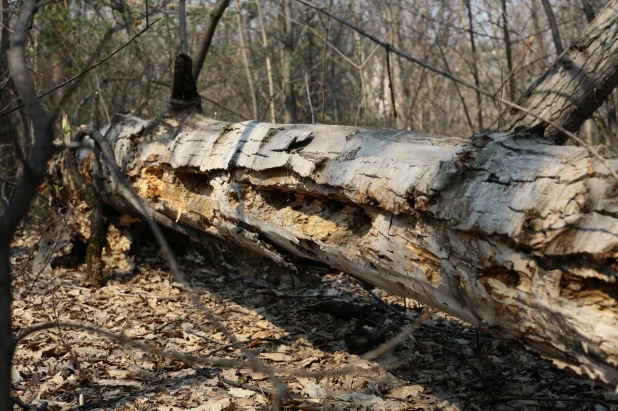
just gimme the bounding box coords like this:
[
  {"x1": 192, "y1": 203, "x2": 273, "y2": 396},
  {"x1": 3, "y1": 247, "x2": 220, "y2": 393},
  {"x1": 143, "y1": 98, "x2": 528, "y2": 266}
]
[{"x1": 100, "y1": 111, "x2": 618, "y2": 389}]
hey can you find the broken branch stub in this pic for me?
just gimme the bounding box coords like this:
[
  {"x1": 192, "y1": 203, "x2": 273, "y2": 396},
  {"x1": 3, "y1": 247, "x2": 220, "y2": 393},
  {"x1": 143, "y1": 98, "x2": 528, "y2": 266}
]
[
  {"x1": 103, "y1": 112, "x2": 618, "y2": 389},
  {"x1": 168, "y1": 54, "x2": 201, "y2": 113}
]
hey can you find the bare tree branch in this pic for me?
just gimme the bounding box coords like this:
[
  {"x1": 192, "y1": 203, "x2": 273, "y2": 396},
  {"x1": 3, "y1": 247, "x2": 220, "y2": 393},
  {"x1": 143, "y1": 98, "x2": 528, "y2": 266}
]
[
  {"x1": 0, "y1": 17, "x2": 162, "y2": 119},
  {"x1": 540, "y1": 0, "x2": 564, "y2": 55},
  {"x1": 191, "y1": 0, "x2": 231, "y2": 82}
]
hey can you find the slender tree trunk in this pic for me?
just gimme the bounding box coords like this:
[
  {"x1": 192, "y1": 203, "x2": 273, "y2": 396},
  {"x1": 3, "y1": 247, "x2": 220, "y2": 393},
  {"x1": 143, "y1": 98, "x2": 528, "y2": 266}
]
[
  {"x1": 282, "y1": 0, "x2": 297, "y2": 124},
  {"x1": 386, "y1": 0, "x2": 408, "y2": 130},
  {"x1": 540, "y1": 0, "x2": 564, "y2": 55},
  {"x1": 256, "y1": 0, "x2": 277, "y2": 124},
  {"x1": 192, "y1": 0, "x2": 231, "y2": 83},
  {"x1": 501, "y1": 0, "x2": 516, "y2": 102},
  {"x1": 235, "y1": 0, "x2": 258, "y2": 120},
  {"x1": 460, "y1": 0, "x2": 484, "y2": 131}
]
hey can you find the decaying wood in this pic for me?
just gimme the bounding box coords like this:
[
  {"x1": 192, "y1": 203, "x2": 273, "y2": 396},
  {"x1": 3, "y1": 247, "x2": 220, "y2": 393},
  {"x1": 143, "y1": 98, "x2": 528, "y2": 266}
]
[{"x1": 101, "y1": 111, "x2": 618, "y2": 389}]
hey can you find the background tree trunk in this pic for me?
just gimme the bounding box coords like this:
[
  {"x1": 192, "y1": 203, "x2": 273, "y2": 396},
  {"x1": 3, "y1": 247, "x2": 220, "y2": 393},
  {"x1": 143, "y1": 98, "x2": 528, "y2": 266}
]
[
  {"x1": 282, "y1": 0, "x2": 298, "y2": 124},
  {"x1": 235, "y1": 0, "x2": 259, "y2": 120},
  {"x1": 460, "y1": 0, "x2": 484, "y2": 131},
  {"x1": 501, "y1": 0, "x2": 618, "y2": 143},
  {"x1": 101, "y1": 110, "x2": 618, "y2": 388},
  {"x1": 540, "y1": 0, "x2": 564, "y2": 55}
]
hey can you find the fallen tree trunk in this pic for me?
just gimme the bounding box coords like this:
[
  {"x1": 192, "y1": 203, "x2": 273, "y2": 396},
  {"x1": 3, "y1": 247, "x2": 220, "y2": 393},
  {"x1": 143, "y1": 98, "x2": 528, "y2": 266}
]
[{"x1": 100, "y1": 109, "x2": 618, "y2": 389}]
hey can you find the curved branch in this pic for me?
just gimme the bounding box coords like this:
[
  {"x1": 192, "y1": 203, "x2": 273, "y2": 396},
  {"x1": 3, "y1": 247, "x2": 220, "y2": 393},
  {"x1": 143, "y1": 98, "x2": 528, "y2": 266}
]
[{"x1": 15, "y1": 321, "x2": 388, "y2": 380}]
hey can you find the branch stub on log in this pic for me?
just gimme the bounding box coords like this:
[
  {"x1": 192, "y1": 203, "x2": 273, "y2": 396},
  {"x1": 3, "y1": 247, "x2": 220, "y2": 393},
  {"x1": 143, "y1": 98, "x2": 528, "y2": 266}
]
[{"x1": 168, "y1": 54, "x2": 202, "y2": 113}]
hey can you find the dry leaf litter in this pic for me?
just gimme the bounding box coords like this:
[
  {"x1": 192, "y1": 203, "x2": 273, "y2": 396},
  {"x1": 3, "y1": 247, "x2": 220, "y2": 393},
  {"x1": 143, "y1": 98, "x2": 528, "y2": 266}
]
[{"x1": 9, "y1": 213, "x2": 618, "y2": 411}]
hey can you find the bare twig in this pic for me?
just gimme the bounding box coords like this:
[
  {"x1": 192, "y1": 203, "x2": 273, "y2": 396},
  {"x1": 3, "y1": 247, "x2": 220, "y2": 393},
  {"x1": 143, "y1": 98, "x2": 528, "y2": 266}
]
[
  {"x1": 305, "y1": 72, "x2": 314, "y2": 124},
  {"x1": 66, "y1": 131, "x2": 291, "y2": 405},
  {"x1": 0, "y1": 17, "x2": 162, "y2": 119},
  {"x1": 260, "y1": 93, "x2": 277, "y2": 123},
  {"x1": 433, "y1": 37, "x2": 474, "y2": 133},
  {"x1": 200, "y1": 93, "x2": 248, "y2": 119},
  {"x1": 494, "y1": 36, "x2": 534, "y2": 100},
  {"x1": 360, "y1": 311, "x2": 429, "y2": 361}
]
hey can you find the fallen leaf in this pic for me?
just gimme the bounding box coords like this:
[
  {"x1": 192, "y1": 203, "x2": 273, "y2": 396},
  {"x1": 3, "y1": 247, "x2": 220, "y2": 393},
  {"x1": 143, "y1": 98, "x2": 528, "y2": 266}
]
[
  {"x1": 299, "y1": 356, "x2": 320, "y2": 368},
  {"x1": 391, "y1": 384, "x2": 423, "y2": 399},
  {"x1": 301, "y1": 382, "x2": 328, "y2": 399},
  {"x1": 228, "y1": 387, "x2": 254, "y2": 398},
  {"x1": 259, "y1": 352, "x2": 294, "y2": 362},
  {"x1": 189, "y1": 399, "x2": 233, "y2": 411}
]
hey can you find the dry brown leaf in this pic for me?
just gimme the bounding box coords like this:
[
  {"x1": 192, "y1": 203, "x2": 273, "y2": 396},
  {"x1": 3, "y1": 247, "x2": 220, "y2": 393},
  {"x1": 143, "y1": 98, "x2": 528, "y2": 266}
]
[
  {"x1": 258, "y1": 352, "x2": 294, "y2": 362},
  {"x1": 188, "y1": 399, "x2": 233, "y2": 411},
  {"x1": 228, "y1": 387, "x2": 254, "y2": 398}
]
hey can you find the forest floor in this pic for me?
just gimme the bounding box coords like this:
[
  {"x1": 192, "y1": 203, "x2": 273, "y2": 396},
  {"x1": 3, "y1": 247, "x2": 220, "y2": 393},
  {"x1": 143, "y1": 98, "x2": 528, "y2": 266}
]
[{"x1": 9, "y1": 211, "x2": 618, "y2": 411}]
